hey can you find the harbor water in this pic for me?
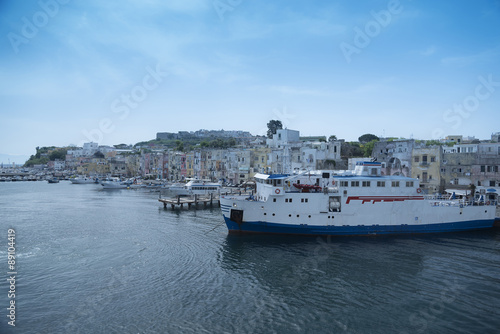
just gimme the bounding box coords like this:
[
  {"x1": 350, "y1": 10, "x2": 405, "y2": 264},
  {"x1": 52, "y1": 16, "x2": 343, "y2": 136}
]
[{"x1": 1, "y1": 181, "x2": 499, "y2": 333}]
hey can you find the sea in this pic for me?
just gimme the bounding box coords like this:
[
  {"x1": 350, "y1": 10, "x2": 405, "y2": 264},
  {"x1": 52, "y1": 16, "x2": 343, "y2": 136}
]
[{"x1": 0, "y1": 181, "x2": 499, "y2": 334}]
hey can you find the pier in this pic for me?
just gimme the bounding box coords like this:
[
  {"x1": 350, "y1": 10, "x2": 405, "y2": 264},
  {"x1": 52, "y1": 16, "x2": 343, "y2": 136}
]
[
  {"x1": 159, "y1": 193, "x2": 220, "y2": 210},
  {"x1": 158, "y1": 189, "x2": 253, "y2": 210}
]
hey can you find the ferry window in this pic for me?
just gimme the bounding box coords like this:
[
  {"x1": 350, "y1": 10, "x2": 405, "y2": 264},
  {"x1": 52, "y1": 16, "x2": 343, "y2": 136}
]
[
  {"x1": 273, "y1": 198, "x2": 276, "y2": 202},
  {"x1": 285, "y1": 199, "x2": 288, "y2": 203},
  {"x1": 351, "y1": 181, "x2": 359, "y2": 187},
  {"x1": 377, "y1": 181, "x2": 385, "y2": 187},
  {"x1": 371, "y1": 168, "x2": 377, "y2": 175},
  {"x1": 391, "y1": 181, "x2": 400, "y2": 187},
  {"x1": 301, "y1": 199, "x2": 304, "y2": 202},
  {"x1": 305, "y1": 198, "x2": 308, "y2": 203},
  {"x1": 322, "y1": 172, "x2": 330, "y2": 178},
  {"x1": 362, "y1": 181, "x2": 371, "y2": 187},
  {"x1": 340, "y1": 181, "x2": 348, "y2": 187},
  {"x1": 490, "y1": 181, "x2": 495, "y2": 186},
  {"x1": 406, "y1": 181, "x2": 414, "y2": 187},
  {"x1": 289, "y1": 198, "x2": 292, "y2": 203},
  {"x1": 277, "y1": 180, "x2": 282, "y2": 185}
]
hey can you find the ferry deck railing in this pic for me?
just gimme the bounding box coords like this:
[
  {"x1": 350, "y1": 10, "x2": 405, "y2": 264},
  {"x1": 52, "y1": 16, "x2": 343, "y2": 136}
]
[{"x1": 424, "y1": 195, "x2": 498, "y2": 207}]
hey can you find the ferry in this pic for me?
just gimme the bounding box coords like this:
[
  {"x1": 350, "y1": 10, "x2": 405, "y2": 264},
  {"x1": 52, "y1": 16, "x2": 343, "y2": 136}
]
[
  {"x1": 220, "y1": 162, "x2": 497, "y2": 236},
  {"x1": 168, "y1": 178, "x2": 221, "y2": 196}
]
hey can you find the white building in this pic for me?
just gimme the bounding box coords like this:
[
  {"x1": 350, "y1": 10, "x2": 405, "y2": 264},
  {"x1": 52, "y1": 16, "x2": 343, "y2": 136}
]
[
  {"x1": 266, "y1": 129, "x2": 342, "y2": 173},
  {"x1": 68, "y1": 142, "x2": 100, "y2": 157},
  {"x1": 442, "y1": 144, "x2": 478, "y2": 154}
]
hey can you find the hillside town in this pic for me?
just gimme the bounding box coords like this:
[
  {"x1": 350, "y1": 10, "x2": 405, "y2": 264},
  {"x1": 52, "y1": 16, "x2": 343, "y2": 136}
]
[{"x1": 1, "y1": 129, "x2": 499, "y2": 195}]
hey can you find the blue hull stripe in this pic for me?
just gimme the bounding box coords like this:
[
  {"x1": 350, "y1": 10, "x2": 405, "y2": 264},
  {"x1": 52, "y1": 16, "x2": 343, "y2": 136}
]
[{"x1": 223, "y1": 217, "x2": 495, "y2": 236}]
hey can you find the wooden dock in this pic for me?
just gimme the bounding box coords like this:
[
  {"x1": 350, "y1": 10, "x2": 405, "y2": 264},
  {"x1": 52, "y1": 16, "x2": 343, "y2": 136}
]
[
  {"x1": 158, "y1": 189, "x2": 254, "y2": 210},
  {"x1": 158, "y1": 193, "x2": 220, "y2": 210}
]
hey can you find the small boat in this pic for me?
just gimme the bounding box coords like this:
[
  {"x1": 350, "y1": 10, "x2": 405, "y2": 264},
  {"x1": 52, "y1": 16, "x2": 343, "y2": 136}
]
[
  {"x1": 47, "y1": 178, "x2": 59, "y2": 183},
  {"x1": 101, "y1": 178, "x2": 128, "y2": 189},
  {"x1": 292, "y1": 183, "x2": 322, "y2": 192},
  {"x1": 70, "y1": 176, "x2": 97, "y2": 184}
]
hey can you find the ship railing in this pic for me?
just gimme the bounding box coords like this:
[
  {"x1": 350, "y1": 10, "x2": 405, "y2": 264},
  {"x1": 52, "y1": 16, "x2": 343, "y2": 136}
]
[{"x1": 424, "y1": 195, "x2": 498, "y2": 207}]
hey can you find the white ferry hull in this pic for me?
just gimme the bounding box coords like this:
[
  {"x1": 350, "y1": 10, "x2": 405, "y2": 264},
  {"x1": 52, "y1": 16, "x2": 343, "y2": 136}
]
[{"x1": 221, "y1": 194, "x2": 496, "y2": 236}]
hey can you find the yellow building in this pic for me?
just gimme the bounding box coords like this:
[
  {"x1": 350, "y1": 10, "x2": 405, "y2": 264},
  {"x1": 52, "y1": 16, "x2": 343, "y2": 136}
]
[
  {"x1": 77, "y1": 158, "x2": 110, "y2": 175},
  {"x1": 251, "y1": 147, "x2": 271, "y2": 176},
  {"x1": 185, "y1": 152, "x2": 195, "y2": 178},
  {"x1": 411, "y1": 146, "x2": 442, "y2": 194}
]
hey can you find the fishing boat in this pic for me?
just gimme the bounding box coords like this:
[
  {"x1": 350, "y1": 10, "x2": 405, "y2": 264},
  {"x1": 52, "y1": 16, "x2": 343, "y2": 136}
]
[
  {"x1": 47, "y1": 177, "x2": 59, "y2": 184},
  {"x1": 220, "y1": 161, "x2": 497, "y2": 236},
  {"x1": 169, "y1": 178, "x2": 221, "y2": 196}
]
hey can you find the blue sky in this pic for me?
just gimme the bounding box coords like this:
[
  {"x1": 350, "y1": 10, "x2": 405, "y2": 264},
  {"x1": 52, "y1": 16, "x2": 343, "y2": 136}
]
[{"x1": 1, "y1": 0, "x2": 500, "y2": 164}]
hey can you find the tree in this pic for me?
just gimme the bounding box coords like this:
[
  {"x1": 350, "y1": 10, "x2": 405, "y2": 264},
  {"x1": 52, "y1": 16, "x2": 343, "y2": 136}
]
[
  {"x1": 175, "y1": 140, "x2": 184, "y2": 152},
  {"x1": 267, "y1": 120, "x2": 283, "y2": 139},
  {"x1": 362, "y1": 140, "x2": 377, "y2": 157},
  {"x1": 49, "y1": 149, "x2": 67, "y2": 161},
  {"x1": 358, "y1": 133, "x2": 379, "y2": 143},
  {"x1": 328, "y1": 135, "x2": 337, "y2": 141}
]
